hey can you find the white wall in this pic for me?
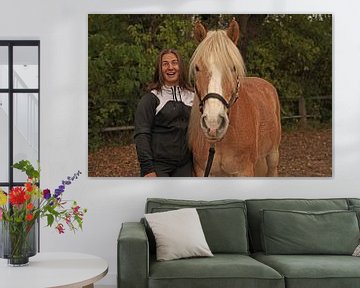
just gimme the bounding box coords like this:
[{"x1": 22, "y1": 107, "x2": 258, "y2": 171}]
[{"x1": 1, "y1": 0, "x2": 360, "y2": 286}]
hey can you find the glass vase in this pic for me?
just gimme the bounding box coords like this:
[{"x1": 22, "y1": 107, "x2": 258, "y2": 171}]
[{"x1": 0, "y1": 220, "x2": 37, "y2": 266}]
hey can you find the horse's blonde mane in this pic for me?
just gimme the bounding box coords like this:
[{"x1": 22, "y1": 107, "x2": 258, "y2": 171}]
[
  {"x1": 188, "y1": 29, "x2": 246, "y2": 148},
  {"x1": 189, "y1": 30, "x2": 246, "y2": 84}
]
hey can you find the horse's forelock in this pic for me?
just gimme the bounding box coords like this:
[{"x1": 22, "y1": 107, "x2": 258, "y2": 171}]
[{"x1": 189, "y1": 30, "x2": 246, "y2": 84}]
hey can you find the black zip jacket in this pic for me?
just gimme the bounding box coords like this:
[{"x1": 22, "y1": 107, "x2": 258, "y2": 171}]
[{"x1": 134, "y1": 86, "x2": 194, "y2": 176}]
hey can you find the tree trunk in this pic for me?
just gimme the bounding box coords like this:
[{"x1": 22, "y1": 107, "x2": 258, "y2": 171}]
[{"x1": 236, "y1": 14, "x2": 267, "y2": 63}]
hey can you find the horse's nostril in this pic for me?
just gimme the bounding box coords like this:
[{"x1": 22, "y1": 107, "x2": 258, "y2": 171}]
[
  {"x1": 201, "y1": 115, "x2": 208, "y2": 129},
  {"x1": 219, "y1": 115, "x2": 226, "y2": 130}
]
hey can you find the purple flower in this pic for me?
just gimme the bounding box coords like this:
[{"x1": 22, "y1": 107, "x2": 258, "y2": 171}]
[
  {"x1": 53, "y1": 171, "x2": 82, "y2": 199},
  {"x1": 54, "y1": 189, "x2": 63, "y2": 198},
  {"x1": 61, "y1": 171, "x2": 82, "y2": 186},
  {"x1": 43, "y1": 189, "x2": 51, "y2": 200}
]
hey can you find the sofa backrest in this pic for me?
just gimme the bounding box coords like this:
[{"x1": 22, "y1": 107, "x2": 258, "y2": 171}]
[
  {"x1": 348, "y1": 198, "x2": 360, "y2": 228},
  {"x1": 348, "y1": 198, "x2": 360, "y2": 207},
  {"x1": 145, "y1": 198, "x2": 249, "y2": 255},
  {"x1": 245, "y1": 198, "x2": 350, "y2": 252}
]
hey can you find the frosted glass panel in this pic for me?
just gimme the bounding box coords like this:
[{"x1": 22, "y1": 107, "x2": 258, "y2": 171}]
[
  {"x1": 0, "y1": 46, "x2": 8, "y2": 89},
  {"x1": 13, "y1": 93, "x2": 39, "y2": 182},
  {"x1": 13, "y1": 46, "x2": 38, "y2": 89},
  {"x1": 0, "y1": 93, "x2": 9, "y2": 182}
]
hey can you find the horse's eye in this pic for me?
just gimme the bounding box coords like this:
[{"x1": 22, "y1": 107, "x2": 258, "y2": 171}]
[
  {"x1": 195, "y1": 65, "x2": 200, "y2": 72},
  {"x1": 232, "y1": 66, "x2": 237, "y2": 72}
]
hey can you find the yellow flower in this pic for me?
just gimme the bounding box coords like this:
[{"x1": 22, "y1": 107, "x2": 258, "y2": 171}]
[{"x1": 0, "y1": 189, "x2": 7, "y2": 206}]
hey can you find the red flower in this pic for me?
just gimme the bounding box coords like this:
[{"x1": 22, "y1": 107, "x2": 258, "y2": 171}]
[
  {"x1": 56, "y1": 223, "x2": 65, "y2": 234},
  {"x1": 65, "y1": 214, "x2": 71, "y2": 225},
  {"x1": 24, "y1": 193, "x2": 31, "y2": 200},
  {"x1": 72, "y1": 205, "x2": 80, "y2": 214},
  {"x1": 26, "y1": 214, "x2": 33, "y2": 221},
  {"x1": 26, "y1": 203, "x2": 34, "y2": 210},
  {"x1": 9, "y1": 187, "x2": 26, "y2": 205},
  {"x1": 25, "y1": 182, "x2": 33, "y2": 192}
]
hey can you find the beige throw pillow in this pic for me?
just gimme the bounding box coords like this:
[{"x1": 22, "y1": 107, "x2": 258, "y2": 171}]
[
  {"x1": 145, "y1": 208, "x2": 213, "y2": 261},
  {"x1": 353, "y1": 244, "x2": 360, "y2": 256}
]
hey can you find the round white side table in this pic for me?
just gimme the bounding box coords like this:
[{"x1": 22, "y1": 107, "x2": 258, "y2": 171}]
[{"x1": 0, "y1": 252, "x2": 108, "y2": 288}]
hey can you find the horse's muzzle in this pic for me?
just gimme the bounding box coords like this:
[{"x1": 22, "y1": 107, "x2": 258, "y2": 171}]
[{"x1": 200, "y1": 113, "x2": 229, "y2": 141}]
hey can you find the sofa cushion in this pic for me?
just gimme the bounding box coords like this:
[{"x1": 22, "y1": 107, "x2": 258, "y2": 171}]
[
  {"x1": 145, "y1": 208, "x2": 213, "y2": 261},
  {"x1": 347, "y1": 198, "x2": 360, "y2": 207},
  {"x1": 252, "y1": 252, "x2": 360, "y2": 288},
  {"x1": 149, "y1": 254, "x2": 284, "y2": 288},
  {"x1": 246, "y1": 198, "x2": 349, "y2": 252},
  {"x1": 261, "y1": 209, "x2": 359, "y2": 255},
  {"x1": 349, "y1": 205, "x2": 360, "y2": 228},
  {"x1": 146, "y1": 198, "x2": 249, "y2": 254}
]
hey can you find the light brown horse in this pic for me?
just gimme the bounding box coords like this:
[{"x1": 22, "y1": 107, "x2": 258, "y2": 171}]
[{"x1": 188, "y1": 19, "x2": 281, "y2": 176}]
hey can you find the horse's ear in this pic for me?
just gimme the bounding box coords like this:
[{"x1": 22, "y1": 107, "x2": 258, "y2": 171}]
[
  {"x1": 194, "y1": 20, "x2": 207, "y2": 43},
  {"x1": 227, "y1": 18, "x2": 240, "y2": 44}
]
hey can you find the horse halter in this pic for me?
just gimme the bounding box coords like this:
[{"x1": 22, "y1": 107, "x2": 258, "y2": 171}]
[
  {"x1": 194, "y1": 76, "x2": 240, "y2": 177},
  {"x1": 196, "y1": 77, "x2": 240, "y2": 114}
]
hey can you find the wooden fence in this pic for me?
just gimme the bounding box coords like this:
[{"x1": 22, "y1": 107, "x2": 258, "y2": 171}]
[
  {"x1": 101, "y1": 95, "x2": 332, "y2": 133},
  {"x1": 281, "y1": 95, "x2": 331, "y2": 128}
]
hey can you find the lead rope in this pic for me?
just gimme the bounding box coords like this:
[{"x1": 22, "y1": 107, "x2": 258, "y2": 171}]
[{"x1": 204, "y1": 144, "x2": 215, "y2": 177}]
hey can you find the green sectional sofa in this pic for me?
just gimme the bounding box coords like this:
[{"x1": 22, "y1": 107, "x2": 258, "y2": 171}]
[{"x1": 118, "y1": 198, "x2": 360, "y2": 288}]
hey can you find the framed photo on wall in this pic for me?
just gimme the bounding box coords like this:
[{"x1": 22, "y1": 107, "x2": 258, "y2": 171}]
[{"x1": 88, "y1": 14, "x2": 332, "y2": 177}]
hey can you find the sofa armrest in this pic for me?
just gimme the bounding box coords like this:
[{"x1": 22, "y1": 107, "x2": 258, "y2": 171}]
[{"x1": 118, "y1": 222, "x2": 149, "y2": 288}]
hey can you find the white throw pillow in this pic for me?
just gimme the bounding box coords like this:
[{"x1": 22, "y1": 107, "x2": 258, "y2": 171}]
[
  {"x1": 353, "y1": 244, "x2": 360, "y2": 256},
  {"x1": 145, "y1": 208, "x2": 213, "y2": 261}
]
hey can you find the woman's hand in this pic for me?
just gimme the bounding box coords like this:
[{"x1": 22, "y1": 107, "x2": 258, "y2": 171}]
[{"x1": 144, "y1": 172, "x2": 157, "y2": 177}]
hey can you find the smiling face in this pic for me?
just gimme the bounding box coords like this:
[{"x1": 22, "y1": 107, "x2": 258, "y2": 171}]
[{"x1": 161, "y1": 52, "x2": 180, "y2": 86}]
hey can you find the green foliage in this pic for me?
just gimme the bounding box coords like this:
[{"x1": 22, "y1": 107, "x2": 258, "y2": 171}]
[
  {"x1": 246, "y1": 15, "x2": 332, "y2": 126},
  {"x1": 12, "y1": 160, "x2": 40, "y2": 180},
  {"x1": 88, "y1": 14, "x2": 195, "y2": 151}
]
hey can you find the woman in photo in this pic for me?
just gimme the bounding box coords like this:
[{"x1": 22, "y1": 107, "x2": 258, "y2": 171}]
[{"x1": 134, "y1": 49, "x2": 194, "y2": 177}]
